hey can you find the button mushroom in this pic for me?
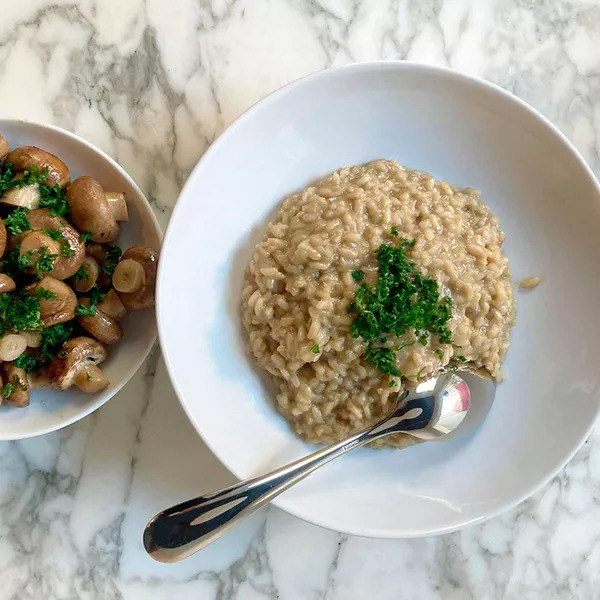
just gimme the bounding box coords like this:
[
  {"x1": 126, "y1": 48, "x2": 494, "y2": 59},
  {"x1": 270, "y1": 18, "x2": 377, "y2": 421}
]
[
  {"x1": 114, "y1": 246, "x2": 158, "y2": 310},
  {"x1": 0, "y1": 220, "x2": 7, "y2": 259},
  {"x1": 20, "y1": 330, "x2": 41, "y2": 348},
  {"x1": 67, "y1": 177, "x2": 119, "y2": 243},
  {"x1": 104, "y1": 191, "x2": 129, "y2": 222},
  {"x1": 48, "y1": 337, "x2": 109, "y2": 393},
  {"x1": 0, "y1": 362, "x2": 46, "y2": 407},
  {"x1": 5, "y1": 146, "x2": 70, "y2": 188},
  {"x1": 0, "y1": 133, "x2": 9, "y2": 160},
  {"x1": 0, "y1": 333, "x2": 28, "y2": 362},
  {"x1": 96, "y1": 289, "x2": 126, "y2": 321},
  {"x1": 71, "y1": 254, "x2": 99, "y2": 293},
  {"x1": 0, "y1": 273, "x2": 16, "y2": 293},
  {"x1": 77, "y1": 297, "x2": 123, "y2": 345},
  {"x1": 26, "y1": 276, "x2": 77, "y2": 328},
  {"x1": 25, "y1": 209, "x2": 85, "y2": 279},
  {"x1": 19, "y1": 230, "x2": 62, "y2": 274},
  {"x1": 1, "y1": 175, "x2": 42, "y2": 209}
]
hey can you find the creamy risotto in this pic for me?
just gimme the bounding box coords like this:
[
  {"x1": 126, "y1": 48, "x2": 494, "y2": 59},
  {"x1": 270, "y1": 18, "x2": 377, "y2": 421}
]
[{"x1": 241, "y1": 160, "x2": 515, "y2": 447}]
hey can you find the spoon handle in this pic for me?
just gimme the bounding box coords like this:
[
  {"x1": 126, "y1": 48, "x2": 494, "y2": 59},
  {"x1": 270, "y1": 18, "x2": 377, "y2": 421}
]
[{"x1": 144, "y1": 393, "x2": 428, "y2": 562}]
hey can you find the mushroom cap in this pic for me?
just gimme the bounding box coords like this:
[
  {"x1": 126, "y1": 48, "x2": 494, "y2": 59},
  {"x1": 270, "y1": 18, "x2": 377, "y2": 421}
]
[
  {"x1": 0, "y1": 219, "x2": 6, "y2": 259},
  {"x1": 26, "y1": 209, "x2": 85, "y2": 279},
  {"x1": 77, "y1": 298, "x2": 123, "y2": 345},
  {"x1": 27, "y1": 276, "x2": 77, "y2": 328},
  {"x1": 116, "y1": 246, "x2": 159, "y2": 310},
  {"x1": 67, "y1": 177, "x2": 119, "y2": 243},
  {"x1": 48, "y1": 336, "x2": 107, "y2": 391},
  {"x1": 0, "y1": 133, "x2": 9, "y2": 160},
  {"x1": 71, "y1": 254, "x2": 99, "y2": 293},
  {"x1": 0, "y1": 273, "x2": 16, "y2": 293},
  {"x1": 0, "y1": 363, "x2": 30, "y2": 407},
  {"x1": 6, "y1": 146, "x2": 70, "y2": 188}
]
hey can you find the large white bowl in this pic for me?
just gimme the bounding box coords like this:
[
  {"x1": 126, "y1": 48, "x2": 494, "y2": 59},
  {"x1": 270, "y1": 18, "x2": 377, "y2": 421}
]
[
  {"x1": 158, "y1": 62, "x2": 600, "y2": 537},
  {"x1": 0, "y1": 120, "x2": 161, "y2": 440}
]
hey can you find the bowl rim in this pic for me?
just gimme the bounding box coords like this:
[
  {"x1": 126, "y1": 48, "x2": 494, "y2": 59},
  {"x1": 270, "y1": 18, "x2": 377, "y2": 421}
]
[
  {"x1": 0, "y1": 118, "x2": 162, "y2": 440},
  {"x1": 157, "y1": 60, "x2": 600, "y2": 537}
]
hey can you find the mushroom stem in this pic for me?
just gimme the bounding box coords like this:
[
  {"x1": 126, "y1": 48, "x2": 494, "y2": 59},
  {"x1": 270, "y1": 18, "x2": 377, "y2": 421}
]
[
  {"x1": 104, "y1": 192, "x2": 129, "y2": 221},
  {"x1": 113, "y1": 259, "x2": 145, "y2": 293},
  {"x1": 0, "y1": 334, "x2": 27, "y2": 362},
  {"x1": 1, "y1": 183, "x2": 41, "y2": 209},
  {"x1": 96, "y1": 289, "x2": 126, "y2": 321},
  {"x1": 21, "y1": 331, "x2": 42, "y2": 348},
  {"x1": 73, "y1": 364, "x2": 109, "y2": 393}
]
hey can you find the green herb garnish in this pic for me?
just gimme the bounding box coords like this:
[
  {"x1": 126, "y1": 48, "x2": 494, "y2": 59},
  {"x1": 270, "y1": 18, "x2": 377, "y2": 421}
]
[
  {"x1": 38, "y1": 184, "x2": 69, "y2": 216},
  {"x1": 14, "y1": 354, "x2": 39, "y2": 373},
  {"x1": 39, "y1": 323, "x2": 74, "y2": 359},
  {"x1": 436, "y1": 348, "x2": 444, "y2": 360},
  {"x1": 390, "y1": 226, "x2": 399, "y2": 236},
  {"x1": 388, "y1": 380, "x2": 397, "y2": 387},
  {"x1": 81, "y1": 231, "x2": 93, "y2": 244},
  {"x1": 456, "y1": 355, "x2": 466, "y2": 363},
  {"x1": 311, "y1": 344, "x2": 320, "y2": 354},
  {"x1": 86, "y1": 373, "x2": 93, "y2": 382},
  {"x1": 42, "y1": 228, "x2": 63, "y2": 241},
  {"x1": 351, "y1": 270, "x2": 364, "y2": 282},
  {"x1": 75, "y1": 303, "x2": 96, "y2": 316},
  {"x1": 101, "y1": 245, "x2": 122, "y2": 276},
  {"x1": 349, "y1": 241, "x2": 453, "y2": 377},
  {"x1": 4, "y1": 208, "x2": 31, "y2": 235},
  {"x1": 36, "y1": 288, "x2": 57, "y2": 300},
  {"x1": 73, "y1": 264, "x2": 89, "y2": 281},
  {"x1": 34, "y1": 246, "x2": 57, "y2": 273},
  {"x1": 0, "y1": 293, "x2": 43, "y2": 334}
]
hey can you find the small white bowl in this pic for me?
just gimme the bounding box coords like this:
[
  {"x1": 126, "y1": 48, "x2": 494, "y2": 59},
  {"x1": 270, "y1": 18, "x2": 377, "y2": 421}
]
[
  {"x1": 158, "y1": 62, "x2": 600, "y2": 537},
  {"x1": 0, "y1": 119, "x2": 161, "y2": 440}
]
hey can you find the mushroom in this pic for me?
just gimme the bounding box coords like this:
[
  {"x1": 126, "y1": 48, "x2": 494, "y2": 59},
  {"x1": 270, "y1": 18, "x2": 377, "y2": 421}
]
[
  {"x1": 113, "y1": 259, "x2": 145, "y2": 293},
  {"x1": 19, "y1": 230, "x2": 62, "y2": 274},
  {"x1": 20, "y1": 330, "x2": 41, "y2": 348},
  {"x1": 0, "y1": 273, "x2": 15, "y2": 293},
  {"x1": 0, "y1": 133, "x2": 9, "y2": 160},
  {"x1": 104, "y1": 191, "x2": 129, "y2": 222},
  {"x1": 71, "y1": 254, "x2": 99, "y2": 293},
  {"x1": 96, "y1": 289, "x2": 126, "y2": 321},
  {"x1": 25, "y1": 209, "x2": 85, "y2": 279},
  {"x1": 114, "y1": 246, "x2": 158, "y2": 310},
  {"x1": 0, "y1": 333, "x2": 28, "y2": 361},
  {"x1": 1, "y1": 177, "x2": 41, "y2": 209},
  {"x1": 0, "y1": 333, "x2": 27, "y2": 362},
  {"x1": 67, "y1": 177, "x2": 119, "y2": 243},
  {"x1": 48, "y1": 336, "x2": 109, "y2": 393},
  {"x1": 85, "y1": 243, "x2": 112, "y2": 289},
  {"x1": 5, "y1": 146, "x2": 70, "y2": 188},
  {"x1": 0, "y1": 220, "x2": 6, "y2": 259},
  {"x1": 26, "y1": 276, "x2": 77, "y2": 328},
  {"x1": 0, "y1": 362, "x2": 47, "y2": 407},
  {"x1": 77, "y1": 298, "x2": 123, "y2": 345}
]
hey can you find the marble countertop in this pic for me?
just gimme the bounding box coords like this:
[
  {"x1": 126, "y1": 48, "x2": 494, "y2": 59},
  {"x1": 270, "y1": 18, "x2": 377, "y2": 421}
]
[{"x1": 2, "y1": 1, "x2": 600, "y2": 598}]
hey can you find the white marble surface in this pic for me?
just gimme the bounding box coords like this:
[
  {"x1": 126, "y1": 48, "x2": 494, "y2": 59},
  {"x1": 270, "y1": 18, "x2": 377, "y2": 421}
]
[{"x1": 1, "y1": 1, "x2": 600, "y2": 598}]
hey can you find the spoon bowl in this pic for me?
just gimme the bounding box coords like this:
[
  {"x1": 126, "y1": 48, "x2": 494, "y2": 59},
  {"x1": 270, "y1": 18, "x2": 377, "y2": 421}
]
[{"x1": 144, "y1": 371, "x2": 485, "y2": 563}]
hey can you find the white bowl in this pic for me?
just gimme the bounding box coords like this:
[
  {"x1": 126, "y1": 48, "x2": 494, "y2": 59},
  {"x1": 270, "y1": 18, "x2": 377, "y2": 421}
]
[
  {"x1": 0, "y1": 119, "x2": 161, "y2": 440},
  {"x1": 158, "y1": 62, "x2": 600, "y2": 537}
]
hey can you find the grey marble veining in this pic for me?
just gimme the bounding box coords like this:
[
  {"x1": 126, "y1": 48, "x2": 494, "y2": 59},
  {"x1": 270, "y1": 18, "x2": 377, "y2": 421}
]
[{"x1": 1, "y1": 1, "x2": 600, "y2": 598}]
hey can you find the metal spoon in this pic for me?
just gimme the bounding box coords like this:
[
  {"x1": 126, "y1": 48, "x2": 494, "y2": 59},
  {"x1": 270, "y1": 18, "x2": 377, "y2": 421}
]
[{"x1": 144, "y1": 372, "x2": 478, "y2": 562}]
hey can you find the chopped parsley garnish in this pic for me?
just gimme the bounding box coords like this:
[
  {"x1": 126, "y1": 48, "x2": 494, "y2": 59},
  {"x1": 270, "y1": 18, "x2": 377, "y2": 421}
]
[
  {"x1": 0, "y1": 164, "x2": 47, "y2": 195},
  {"x1": 436, "y1": 348, "x2": 444, "y2": 360},
  {"x1": 14, "y1": 354, "x2": 39, "y2": 373},
  {"x1": 36, "y1": 287, "x2": 58, "y2": 300},
  {"x1": 59, "y1": 241, "x2": 75, "y2": 257},
  {"x1": 351, "y1": 270, "x2": 364, "y2": 282},
  {"x1": 34, "y1": 246, "x2": 57, "y2": 273},
  {"x1": 456, "y1": 355, "x2": 466, "y2": 363},
  {"x1": 101, "y1": 245, "x2": 122, "y2": 276},
  {"x1": 38, "y1": 183, "x2": 69, "y2": 216},
  {"x1": 390, "y1": 226, "x2": 399, "y2": 236},
  {"x1": 75, "y1": 303, "x2": 96, "y2": 316},
  {"x1": 4, "y1": 208, "x2": 31, "y2": 235},
  {"x1": 349, "y1": 241, "x2": 453, "y2": 377},
  {"x1": 39, "y1": 323, "x2": 74, "y2": 359},
  {"x1": 0, "y1": 293, "x2": 43, "y2": 334},
  {"x1": 1, "y1": 382, "x2": 16, "y2": 398},
  {"x1": 89, "y1": 285, "x2": 104, "y2": 306},
  {"x1": 86, "y1": 373, "x2": 93, "y2": 382},
  {"x1": 81, "y1": 231, "x2": 93, "y2": 244},
  {"x1": 42, "y1": 228, "x2": 63, "y2": 241},
  {"x1": 311, "y1": 344, "x2": 320, "y2": 353},
  {"x1": 73, "y1": 264, "x2": 89, "y2": 281},
  {"x1": 388, "y1": 380, "x2": 397, "y2": 387}
]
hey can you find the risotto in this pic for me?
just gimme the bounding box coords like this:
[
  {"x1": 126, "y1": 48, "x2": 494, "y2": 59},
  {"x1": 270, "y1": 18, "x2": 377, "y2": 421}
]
[{"x1": 241, "y1": 160, "x2": 515, "y2": 447}]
